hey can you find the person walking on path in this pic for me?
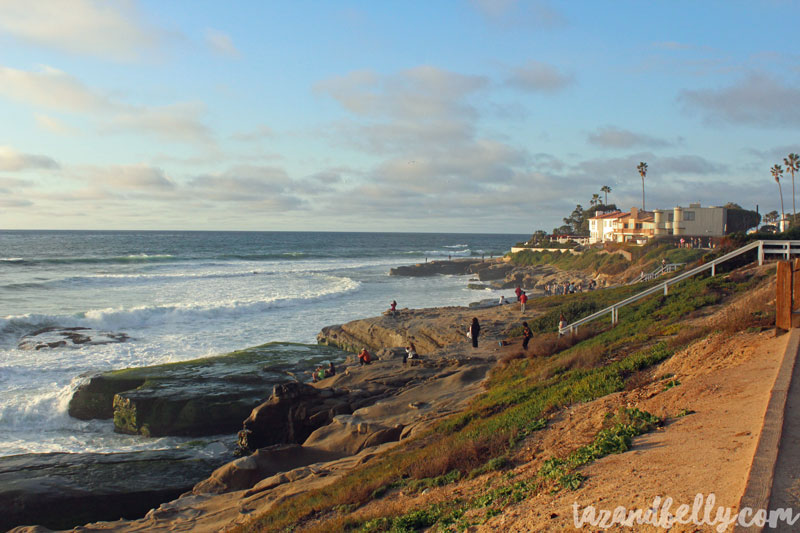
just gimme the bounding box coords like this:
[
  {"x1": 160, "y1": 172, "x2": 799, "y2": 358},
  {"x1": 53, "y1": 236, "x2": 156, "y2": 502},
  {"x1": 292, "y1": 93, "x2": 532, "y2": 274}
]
[
  {"x1": 519, "y1": 291, "x2": 528, "y2": 313},
  {"x1": 522, "y1": 322, "x2": 533, "y2": 350},
  {"x1": 469, "y1": 317, "x2": 480, "y2": 348},
  {"x1": 515, "y1": 285, "x2": 522, "y2": 301}
]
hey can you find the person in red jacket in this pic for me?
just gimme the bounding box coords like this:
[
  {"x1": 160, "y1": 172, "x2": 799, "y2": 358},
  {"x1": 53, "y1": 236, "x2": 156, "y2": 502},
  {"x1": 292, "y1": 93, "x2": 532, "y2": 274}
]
[
  {"x1": 358, "y1": 348, "x2": 372, "y2": 366},
  {"x1": 520, "y1": 291, "x2": 528, "y2": 313},
  {"x1": 515, "y1": 285, "x2": 522, "y2": 301}
]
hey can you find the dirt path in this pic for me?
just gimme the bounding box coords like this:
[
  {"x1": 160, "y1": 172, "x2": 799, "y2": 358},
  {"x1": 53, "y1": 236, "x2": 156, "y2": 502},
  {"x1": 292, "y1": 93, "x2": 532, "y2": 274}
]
[{"x1": 480, "y1": 330, "x2": 787, "y2": 532}]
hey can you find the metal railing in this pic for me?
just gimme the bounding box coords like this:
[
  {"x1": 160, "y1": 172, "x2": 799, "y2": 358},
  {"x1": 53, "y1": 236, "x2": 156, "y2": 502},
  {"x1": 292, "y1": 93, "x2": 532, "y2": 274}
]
[
  {"x1": 560, "y1": 240, "x2": 800, "y2": 335},
  {"x1": 629, "y1": 262, "x2": 686, "y2": 284}
]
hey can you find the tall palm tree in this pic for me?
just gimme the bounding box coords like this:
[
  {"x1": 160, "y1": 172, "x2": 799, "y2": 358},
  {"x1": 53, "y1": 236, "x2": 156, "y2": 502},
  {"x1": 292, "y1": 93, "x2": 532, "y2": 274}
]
[
  {"x1": 637, "y1": 162, "x2": 648, "y2": 210},
  {"x1": 772, "y1": 164, "x2": 785, "y2": 230},
  {"x1": 591, "y1": 193, "x2": 601, "y2": 207},
  {"x1": 784, "y1": 153, "x2": 799, "y2": 220},
  {"x1": 601, "y1": 185, "x2": 611, "y2": 205}
]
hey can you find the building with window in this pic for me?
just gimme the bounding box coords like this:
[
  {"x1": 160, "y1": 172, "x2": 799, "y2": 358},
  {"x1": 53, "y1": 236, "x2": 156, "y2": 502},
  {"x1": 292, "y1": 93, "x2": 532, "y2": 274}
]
[
  {"x1": 653, "y1": 203, "x2": 727, "y2": 237},
  {"x1": 588, "y1": 210, "x2": 624, "y2": 244},
  {"x1": 612, "y1": 207, "x2": 655, "y2": 244}
]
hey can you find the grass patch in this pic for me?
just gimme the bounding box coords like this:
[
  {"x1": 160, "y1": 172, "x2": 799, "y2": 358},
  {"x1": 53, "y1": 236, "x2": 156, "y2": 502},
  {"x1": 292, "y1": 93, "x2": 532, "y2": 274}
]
[{"x1": 539, "y1": 407, "x2": 662, "y2": 490}]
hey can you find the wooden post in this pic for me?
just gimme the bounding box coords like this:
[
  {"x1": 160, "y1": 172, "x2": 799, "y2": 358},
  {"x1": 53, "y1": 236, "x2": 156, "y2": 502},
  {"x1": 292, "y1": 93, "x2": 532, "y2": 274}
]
[
  {"x1": 793, "y1": 259, "x2": 800, "y2": 328},
  {"x1": 776, "y1": 260, "x2": 792, "y2": 333}
]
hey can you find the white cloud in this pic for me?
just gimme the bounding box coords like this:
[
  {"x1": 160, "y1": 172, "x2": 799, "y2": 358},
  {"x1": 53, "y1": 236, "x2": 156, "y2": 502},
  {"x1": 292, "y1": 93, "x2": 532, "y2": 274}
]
[
  {"x1": 205, "y1": 29, "x2": 240, "y2": 58},
  {"x1": 103, "y1": 103, "x2": 214, "y2": 145},
  {"x1": 0, "y1": 65, "x2": 112, "y2": 112},
  {"x1": 80, "y1": 164, "x2": 176, "y2": 191},
  {"x1": 0, "y1": 65, "x2": 214, "y2": 145},
  {"x1": 679, "y1": 73, "x2": 800, "y2": 128},
  {"x1": 587, "y1": 126, "x2": 675, "y2": 149},
  {"x1": 34, "y1": 113, "x2": 76, "y2": 135},
  {"x1": 506, "y1": 60, "x2": 574, "y2": 92},
  {"x1": 0, "y1": 146, "x2": 59, "y2": 171},
  {"x1": 0, "y1": 0, "x2": 166, "y2": 62}
]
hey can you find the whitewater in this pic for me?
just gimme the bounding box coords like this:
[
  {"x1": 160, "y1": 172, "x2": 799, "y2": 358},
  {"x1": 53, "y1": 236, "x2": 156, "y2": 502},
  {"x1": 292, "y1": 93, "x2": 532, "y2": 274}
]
[{"x1": 0, "y1": 230, "x2": 524, "y2": 457}]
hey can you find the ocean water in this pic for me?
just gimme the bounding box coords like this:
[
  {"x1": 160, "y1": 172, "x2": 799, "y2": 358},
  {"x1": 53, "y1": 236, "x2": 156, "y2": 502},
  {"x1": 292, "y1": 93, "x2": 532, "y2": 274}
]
[{"x1": 0, "y1": 230, "x2": 525, "y2": 457}]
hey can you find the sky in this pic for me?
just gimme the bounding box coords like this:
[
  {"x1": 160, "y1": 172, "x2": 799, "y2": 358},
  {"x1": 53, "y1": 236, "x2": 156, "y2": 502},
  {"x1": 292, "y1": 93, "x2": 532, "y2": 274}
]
[{"x1": 0, "y1": 0, "x2": 798, "y2": 233}]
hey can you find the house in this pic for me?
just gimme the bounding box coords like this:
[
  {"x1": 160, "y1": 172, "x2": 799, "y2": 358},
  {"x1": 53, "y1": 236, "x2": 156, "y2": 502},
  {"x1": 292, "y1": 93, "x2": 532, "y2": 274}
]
[
  {"x1": 588, "y1": 210, "x2": 624, "y2": 244},
  {"x1": 612, "y1": 207, "x2": 655, "y2": 244},
  {"x1": 653, "y1": 203, "x2": 727, "y2": 237}
]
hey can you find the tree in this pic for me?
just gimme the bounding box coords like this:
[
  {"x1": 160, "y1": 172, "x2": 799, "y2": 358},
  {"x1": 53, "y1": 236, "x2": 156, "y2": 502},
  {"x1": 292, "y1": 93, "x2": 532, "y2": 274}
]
[
  {"x1": 764, "y1": 210, "x2": 779, "y2": 224},
  {"x1": 590, "y1": 193, "x2": 601, "y2": 207},
  {"x1": 600, "y1": 185, "x2": 611, "y2": 205},
  {"x1": 784, "y1": 153, "x2": 800, "y2": 218},
  {"x1": 562, "y1": 204, "x2": 586, "y2": 235},
  {"x1": 772, "y1": 164, "x2": 785, "y2": 229},
  {"x1": 637, "y1": 162, "x2": 648, "y2": 210}
]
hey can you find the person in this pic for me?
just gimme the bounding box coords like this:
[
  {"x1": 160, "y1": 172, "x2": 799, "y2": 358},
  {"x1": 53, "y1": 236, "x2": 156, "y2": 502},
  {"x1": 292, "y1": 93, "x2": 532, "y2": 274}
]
[
  {"x1": 405, "y1": 341, "x2": 417, "y2": 364},
  {"x1": 312, "y1": 366, "x2": 324, "y2": 382},
  {"x1": 389, "y1": 300, "x2": 397, "y2": 317},
  {"x1": 558, "y1": 313, "x2": 567, "y2": 337},
  {"x1": 469, "y1": 317, "x2": 480, "y2": 348},
  {"x1": 515, "y1": 285, "x2": 522, "y2": 301},
  {"x1": 522, "y1": 322, "x2": 533, "y2": 350},
  {"x1": 520, "y1": 291, "x2": 528, "y2": 313},
  {"x1": 358, "y1": 348, "x2": 372, "y2": 366},
  {"x1": 499, "y1": 295, "x2": 506, "y2": 305},
  {"x1": 326, "y1": 362, "x2": 336, "y2": 377}
]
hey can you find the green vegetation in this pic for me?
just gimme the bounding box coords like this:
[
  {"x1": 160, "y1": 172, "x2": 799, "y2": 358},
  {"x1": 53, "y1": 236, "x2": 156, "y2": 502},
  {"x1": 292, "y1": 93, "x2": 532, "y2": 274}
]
[{"x1": 237, "y1": 264, "x2": 773, "y2": 533}]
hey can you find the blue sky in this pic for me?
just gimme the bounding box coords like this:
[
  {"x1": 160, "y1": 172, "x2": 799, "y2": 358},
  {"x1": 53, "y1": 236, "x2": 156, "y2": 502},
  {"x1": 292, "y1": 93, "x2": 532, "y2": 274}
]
[{"x1": 0, "y1": 0, "x2": 798, "y2": 232}]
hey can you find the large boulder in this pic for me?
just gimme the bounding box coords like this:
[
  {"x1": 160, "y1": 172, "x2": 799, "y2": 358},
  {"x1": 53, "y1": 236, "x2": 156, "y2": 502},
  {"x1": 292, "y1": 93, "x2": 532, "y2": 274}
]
[{"x1": 236, "y1": 382, "x2": 353, "y2": 453}]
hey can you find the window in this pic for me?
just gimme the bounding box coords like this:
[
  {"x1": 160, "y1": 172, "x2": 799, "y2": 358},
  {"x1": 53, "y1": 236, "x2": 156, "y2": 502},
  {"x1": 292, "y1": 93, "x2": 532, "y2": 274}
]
[
  {"x1": 635, "y1": 223, "x2": 643, "y2": 229},
  {"x1": 668, "y1": 213, "x2": 674, "y2": 222},
  {"x1": 684, "y1": 211, "x2": 695, "y2": 221}
]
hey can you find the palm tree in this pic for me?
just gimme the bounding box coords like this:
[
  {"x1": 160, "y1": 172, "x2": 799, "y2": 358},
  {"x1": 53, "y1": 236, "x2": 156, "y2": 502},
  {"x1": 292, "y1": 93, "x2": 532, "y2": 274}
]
[
  {"x1": 600, "y1": 185, "x2": 611, "y2": 205},
  {"x1": 637, "y1": 162, "x2": 648, "y2": 210},
  {"x1": 590, "y1": 193, "x2": 601, "y2": 207},
  {"x1": 784, "y1": 153, "x2": 799, "y2": 219},
  {"x1": 772, "y1": 164, "x2": 785, "y2": 230}
]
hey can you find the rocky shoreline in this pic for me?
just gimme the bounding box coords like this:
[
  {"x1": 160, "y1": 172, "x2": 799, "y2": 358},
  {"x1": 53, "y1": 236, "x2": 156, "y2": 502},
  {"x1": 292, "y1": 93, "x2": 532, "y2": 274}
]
[{"x1": 6, "y1": 259, "x2": 589, "y2": 532}]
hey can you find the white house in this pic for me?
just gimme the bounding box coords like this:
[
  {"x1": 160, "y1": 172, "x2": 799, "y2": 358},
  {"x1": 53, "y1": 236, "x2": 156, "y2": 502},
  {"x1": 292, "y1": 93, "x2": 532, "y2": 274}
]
[{"x1": 588, "y1": 210, "x2": 624, "y2": 244}]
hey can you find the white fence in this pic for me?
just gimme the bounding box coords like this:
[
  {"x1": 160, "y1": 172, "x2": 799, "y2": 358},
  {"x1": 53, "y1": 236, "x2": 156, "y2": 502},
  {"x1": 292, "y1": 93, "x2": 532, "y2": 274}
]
[{"x1": 560, "y1": 240, "x2": 800, "y2": 335}]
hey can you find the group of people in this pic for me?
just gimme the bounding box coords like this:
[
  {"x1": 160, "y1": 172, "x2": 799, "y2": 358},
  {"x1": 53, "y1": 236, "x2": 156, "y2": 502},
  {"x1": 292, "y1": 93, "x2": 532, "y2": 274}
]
[
  {"x1": 543, "y1": 279, "x2": 597, "y2": 296},
  {"x1": 311, "y1": 361, "x2": 337, "y2": 382}
]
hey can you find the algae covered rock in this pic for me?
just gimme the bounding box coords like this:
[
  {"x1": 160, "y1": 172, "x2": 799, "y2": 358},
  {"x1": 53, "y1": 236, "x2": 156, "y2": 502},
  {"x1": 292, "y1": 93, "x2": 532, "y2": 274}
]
[{"x1": 67, "y1": 342, "x2": 349, "y2": 437}]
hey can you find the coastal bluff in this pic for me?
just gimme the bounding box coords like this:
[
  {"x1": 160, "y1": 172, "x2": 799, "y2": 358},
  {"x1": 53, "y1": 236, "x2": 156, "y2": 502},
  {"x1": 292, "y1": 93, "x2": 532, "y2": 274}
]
[{"x1": 389, "y1": 257, "x2": 598, "y2": 292}]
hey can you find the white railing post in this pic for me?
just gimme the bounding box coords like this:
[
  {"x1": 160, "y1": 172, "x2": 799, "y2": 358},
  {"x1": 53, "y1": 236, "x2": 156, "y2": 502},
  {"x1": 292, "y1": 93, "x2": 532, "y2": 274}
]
[
  {"x1": 711, "y1": 262, "x2": 716, "y2": 276},
  {"x1": 758, "y1": 241, "x2": 764, "y2": 265},
  {"x1": 664, "y1": 282, "x2": 669, "y2": 295}
]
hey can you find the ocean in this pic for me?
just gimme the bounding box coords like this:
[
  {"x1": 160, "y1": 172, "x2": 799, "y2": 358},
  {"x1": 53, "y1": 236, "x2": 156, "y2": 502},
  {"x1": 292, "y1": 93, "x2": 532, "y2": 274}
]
[{"x1": 0, "y1": 230, "x2": 525, "y2": 458}]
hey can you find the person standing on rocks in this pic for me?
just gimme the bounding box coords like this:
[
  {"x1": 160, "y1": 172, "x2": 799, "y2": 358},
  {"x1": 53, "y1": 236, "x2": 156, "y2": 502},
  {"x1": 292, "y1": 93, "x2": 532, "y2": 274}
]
[
  {"x1": 469, "y1": 317, "x2": 480, "y2": 348},
  {"x1": 520, "y1": 291, "x2": 528, "y2": 313},
  {"x1": 515, "y1": 285, "x2": 522, "y2": 301},
  {"x1": 522, "y1": 322, "x2": 533, "y2": 350},
  {"x1": 389, "y1": 300, "x2": 397, "y2": 317}
]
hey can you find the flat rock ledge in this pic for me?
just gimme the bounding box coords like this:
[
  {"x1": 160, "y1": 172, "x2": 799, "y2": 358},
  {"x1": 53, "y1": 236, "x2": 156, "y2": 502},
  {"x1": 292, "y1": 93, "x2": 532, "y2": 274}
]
[{"x1": 68, "y1": 342, "x2": 349, "y2": 437}]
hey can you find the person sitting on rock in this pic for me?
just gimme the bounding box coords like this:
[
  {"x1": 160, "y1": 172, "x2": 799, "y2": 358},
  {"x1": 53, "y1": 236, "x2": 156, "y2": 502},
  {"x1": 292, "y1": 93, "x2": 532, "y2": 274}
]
[
  {"x1": 358, "y1": 348, "x2": 372, "y2": 366},
  {"x1": 326, "y1": 361, "x2": 336, "y2": 377},
  {"x1": 312, "y1": 366, "x2": 323, "y2": 382},
  {"x1": 405, "y1": 342, "x2": 418, "y2": 364}
]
